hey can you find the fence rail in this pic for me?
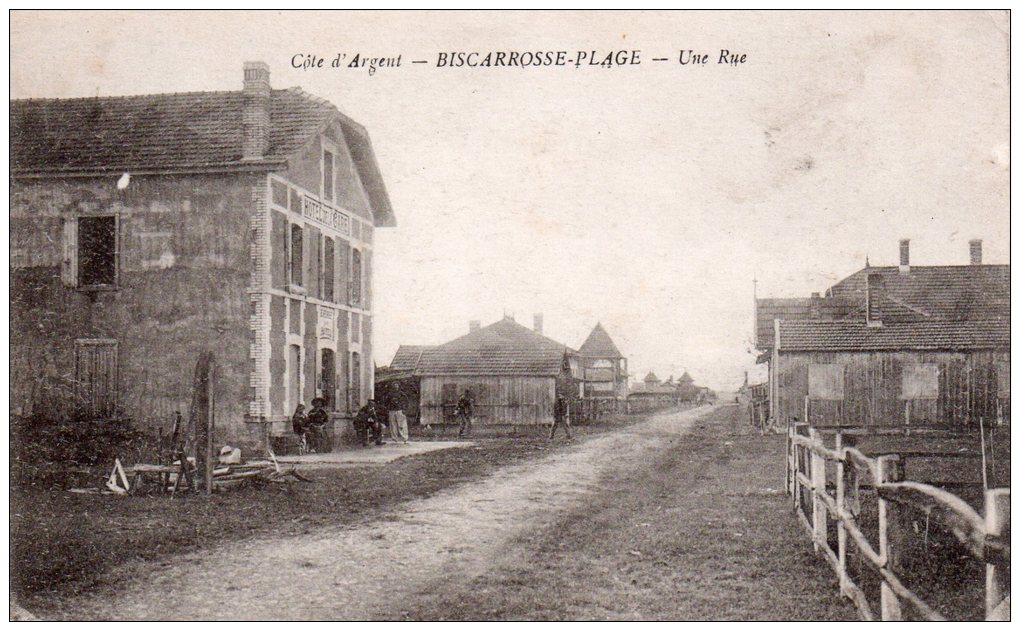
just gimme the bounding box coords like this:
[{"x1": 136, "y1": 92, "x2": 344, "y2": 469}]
[{"x1": 787, "y1": 421, "x2": 1010, "y2": 621}]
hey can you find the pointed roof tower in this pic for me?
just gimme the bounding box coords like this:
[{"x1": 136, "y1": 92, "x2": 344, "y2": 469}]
[
  {"x1": 578, "y1": 322, "x2": 623, "y2": 359},
  {"x1": 643, "y1": 371, "x2": 661, "y2": 384}
]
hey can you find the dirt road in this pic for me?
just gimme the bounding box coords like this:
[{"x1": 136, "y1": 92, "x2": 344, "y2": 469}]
[{"x1": 55, "y1": 405, "x2": 852, "y2": 620}]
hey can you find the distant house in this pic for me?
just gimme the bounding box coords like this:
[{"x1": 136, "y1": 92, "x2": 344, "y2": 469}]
[
  {"x1": 756, "y1": 239, "x2": 1009, "y2": 431},
  {"x1": 627, "y1": 371, "x2": 679, "y2": 412},
  {"x1": 577, "y1": 322, "x2": 628, "y2": 402},
  {"x1": 10, "y1": 61, "x2": 394, "y2": 448}
]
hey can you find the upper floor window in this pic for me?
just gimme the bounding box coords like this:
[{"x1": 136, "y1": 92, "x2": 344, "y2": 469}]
[
  {"x1": 323, "y1": 237, "x2": 335, "y2": 302},
  {"x1": 289, "y1": 223, "x2": 304, "y2": 288},
  {"x1": 351, "y1": 248, "x2": 362, "y2": 305},
  {"x1": 63, "y1": 215, "x2": 119, "y2": 289},
  {"x1": 323, "y1": 149, "x2": 335, "y2": 203}
]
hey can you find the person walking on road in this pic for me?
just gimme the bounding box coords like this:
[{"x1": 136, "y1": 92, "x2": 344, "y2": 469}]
[
  {"x1": 456, "y1": 388, "x2": 474, "y2": 437},
  {"x1": 549, "y1": 393, "x2": 572, "y2": 440}
]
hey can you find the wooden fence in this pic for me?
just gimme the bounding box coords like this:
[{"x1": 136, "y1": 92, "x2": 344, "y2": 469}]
[{"x1": 787, "y1": 421, "x2": 1010, "y2": 620}]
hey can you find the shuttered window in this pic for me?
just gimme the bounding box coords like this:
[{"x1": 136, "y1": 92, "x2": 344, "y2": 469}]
[
  {"x1": 901, "y1": 364, "x2": 939, "y2": 399},
  {"x1": 808, "y1": 364, "x2": 844, "y2": 400},
  {"x1": 63, "y1": 215, "x2": 119, "y2": 288},
  {"x1": 351, "y1": 248, "x2": 362, "y2": 305}
]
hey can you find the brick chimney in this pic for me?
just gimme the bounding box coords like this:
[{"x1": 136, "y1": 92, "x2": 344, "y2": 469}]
[
  {"x1": 242, "y1": 61, "x2": 271, "y2": 161},
  {"x1": 899, "y1": 239, "x2": 910, "y2": 274},
  {"x1": 469, "y1": 320, "x2": 480, "y2": 333},
  {"x1": 533, "y1": 313, "x2": 544, "y2": 335},
  {"x1": 810, "y1": 292, "x2": 821, "y2": 318},
  {"x1": 969, "y1": 239, "x2": 983, "y2": 265}
]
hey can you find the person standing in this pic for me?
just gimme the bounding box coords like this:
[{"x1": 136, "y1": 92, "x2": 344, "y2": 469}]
[
  {"x1": 549, "y1": 394, "x2": 572, "y2": 440},
  {"x1": 291, "y1": 403, "x2": 309, "y2": 453},
  {"x1": 386, "y1": 389, "x2": 410, "y2": 444},
  {"x1": 456, "y1": 388, "x2": 474, "y2": 438},
  {"x1": 306, "y1": 397, "x2": 331, "y2": 453}
]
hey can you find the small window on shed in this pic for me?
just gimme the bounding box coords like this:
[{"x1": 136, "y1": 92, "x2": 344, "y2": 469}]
[
  {"x1": 808, "y1": 363, "x2": 844, "y2": 400},
  {"x1": 77, "y1": 215, "x2": 118, "y2": 288},
  {"x1": 901, "y1": 364, "x2": 938, "y2": 400}
]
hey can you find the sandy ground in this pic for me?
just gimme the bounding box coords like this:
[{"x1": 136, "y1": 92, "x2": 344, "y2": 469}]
[
  {"x1": 54, "y1": 406, "x2": 712, "y2": 620},
  {"x1": 276, "y1": 440, "x2": 474, "y2": 468}
]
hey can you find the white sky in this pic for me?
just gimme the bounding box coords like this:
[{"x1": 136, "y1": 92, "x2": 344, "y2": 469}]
[{"x1": 10, "y1": 11, "x2": 1010, "y2": 390}]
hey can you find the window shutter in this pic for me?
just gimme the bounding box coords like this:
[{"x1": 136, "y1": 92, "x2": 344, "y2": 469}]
[{"x1": 62, "y1": 217, "x2": 78, "y2": 287}]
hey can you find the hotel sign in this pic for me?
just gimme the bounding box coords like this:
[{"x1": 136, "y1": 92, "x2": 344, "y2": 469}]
[{"x1": 302, "y1": 195, "x2": 350, "y2": 236}]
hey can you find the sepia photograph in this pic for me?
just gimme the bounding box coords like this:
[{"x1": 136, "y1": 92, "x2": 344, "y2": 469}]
[{"x1": 8, "y1": 9, "x2": 1011, "y2": 621}]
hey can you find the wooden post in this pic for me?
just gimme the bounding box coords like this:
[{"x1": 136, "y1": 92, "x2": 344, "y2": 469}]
[
  {"x1": 877, "y1": 455, "x2": 902, "y2": 621},
  {"x1": 190, "y1": 351, "x2": 215, "y2": 495},
  {"x1": 835, "y1": 432, "x2": 848, "y2": 596},
  {"x1": 810, "y1": 429, "x2": 826, "y2": 552},
  {"x1": 985, "y1": 488, "x2": 1010, "y2": 617}
]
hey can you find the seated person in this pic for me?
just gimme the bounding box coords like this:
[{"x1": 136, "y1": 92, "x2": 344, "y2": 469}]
[{"x1": 354, "y1": 399, "x2": 385, "y2": 447}]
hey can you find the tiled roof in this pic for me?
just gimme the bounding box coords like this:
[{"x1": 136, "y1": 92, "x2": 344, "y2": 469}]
[
  {"x1": 389, "y1": 345, "x2": 429, "y2": 371},
  {"x1": 10, "y1": 87, "x2": 395, "y2": 226},
  {"x1": 828, "y1": 265, "x2": 1009, "y2": 322},
  {"x1": 778, "y1": 318, "x2": 1009, "y2": 351},
  {"x1": 756, "y1": 297, "x2": 860, "y2": 349},
  {"x1": 643, "y1": 371, "x2": 661, "y2": 384},
  {"x1": 399, "y1": 318, "x2": 572, "y2": 377},
  {"x1": 441, "y1": 317, "x2": 573, "y2": 353},
  {"x1": 416, "y1": 347, "x2": 568, "y2": 376},
  {"x1": 578, "y1": 323, "x2": 623, "y2": 358}
]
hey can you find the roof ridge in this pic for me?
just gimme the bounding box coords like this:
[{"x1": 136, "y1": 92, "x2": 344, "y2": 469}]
[{"x1": 11, "y1": 89, "x2": 239, "y2": 104}]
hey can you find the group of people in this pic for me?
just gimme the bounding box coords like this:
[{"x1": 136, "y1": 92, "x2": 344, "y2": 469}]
[
  {"x1": 290, "y1": 397, "x2": 331, "y2": 453},
  {"x1": 291, "y1": 387, "x2": 573, "y2": 452},
  {"x1": 352, "y1": 398, "x2": 410, "y2": 447}
]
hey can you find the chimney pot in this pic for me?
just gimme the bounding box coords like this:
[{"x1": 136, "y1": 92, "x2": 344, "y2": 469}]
[
  {"x1": 969, "y1": 239, "x2": 983, "y2": 265},
  {"x1": 533, "y1": 313, "x2": 544, "y2": 335},
  {"x1": 242, "y1": 61, "x2": 271, "y2": 161},
  {"x1": 469, "y1": 320, "x2": 480, "y2": 333},
  {"x1": 899, "y1": 239, "x2": 910, "y2": 273}
]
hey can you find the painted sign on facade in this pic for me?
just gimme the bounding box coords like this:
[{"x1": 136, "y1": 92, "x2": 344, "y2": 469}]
[
  {"x1": 302, "y1": 194, "x2": 350, "y2": 236},
  {"x1": 318, "y1": 306, "x2": 336, "y2": 341}
]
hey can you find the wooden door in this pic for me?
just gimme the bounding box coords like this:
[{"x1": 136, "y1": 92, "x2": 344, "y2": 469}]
[{"x1": 74, "y1": 339, "x2": 118, "y2": 416}]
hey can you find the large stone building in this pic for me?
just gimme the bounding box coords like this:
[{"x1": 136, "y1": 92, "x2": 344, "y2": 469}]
[{"x1": 10, "y1": 62, "x2": 394, "y2": 447}]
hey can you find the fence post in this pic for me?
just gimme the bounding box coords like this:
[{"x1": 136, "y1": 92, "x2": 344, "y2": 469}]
[
  {"x1": 787, "y1": 421, "x2": 794, "y2": 497},
  {"x1": 835, "y1": 432, "x2": 848, "y2": 596},
  {"x1": 810, "y1": 429, "x2": 826, "y2": 552},
  {"x1": 985, "y1": 488, "x2": 1010, "y2": 618},
  {"x1": 877, "y1": 455, "x2": 902, "y2": 621}
]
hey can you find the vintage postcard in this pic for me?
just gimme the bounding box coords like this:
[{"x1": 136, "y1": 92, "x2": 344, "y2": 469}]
[{"x1": 8, "y1": 10, "x2": 1011, "y2": 621}]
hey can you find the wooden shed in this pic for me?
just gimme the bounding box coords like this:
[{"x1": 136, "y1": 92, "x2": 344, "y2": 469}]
[
  {"x1": 394, "y1": 317, "x2": 577, "y2": 426},
  {"x1": 758, "y1": 239, "x2": 1009, "y2": 431}
]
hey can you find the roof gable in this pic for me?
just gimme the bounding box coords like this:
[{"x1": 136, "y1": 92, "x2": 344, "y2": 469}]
[{"x1": 578, "y1": 323, "x2": 623, "y2": 358}]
